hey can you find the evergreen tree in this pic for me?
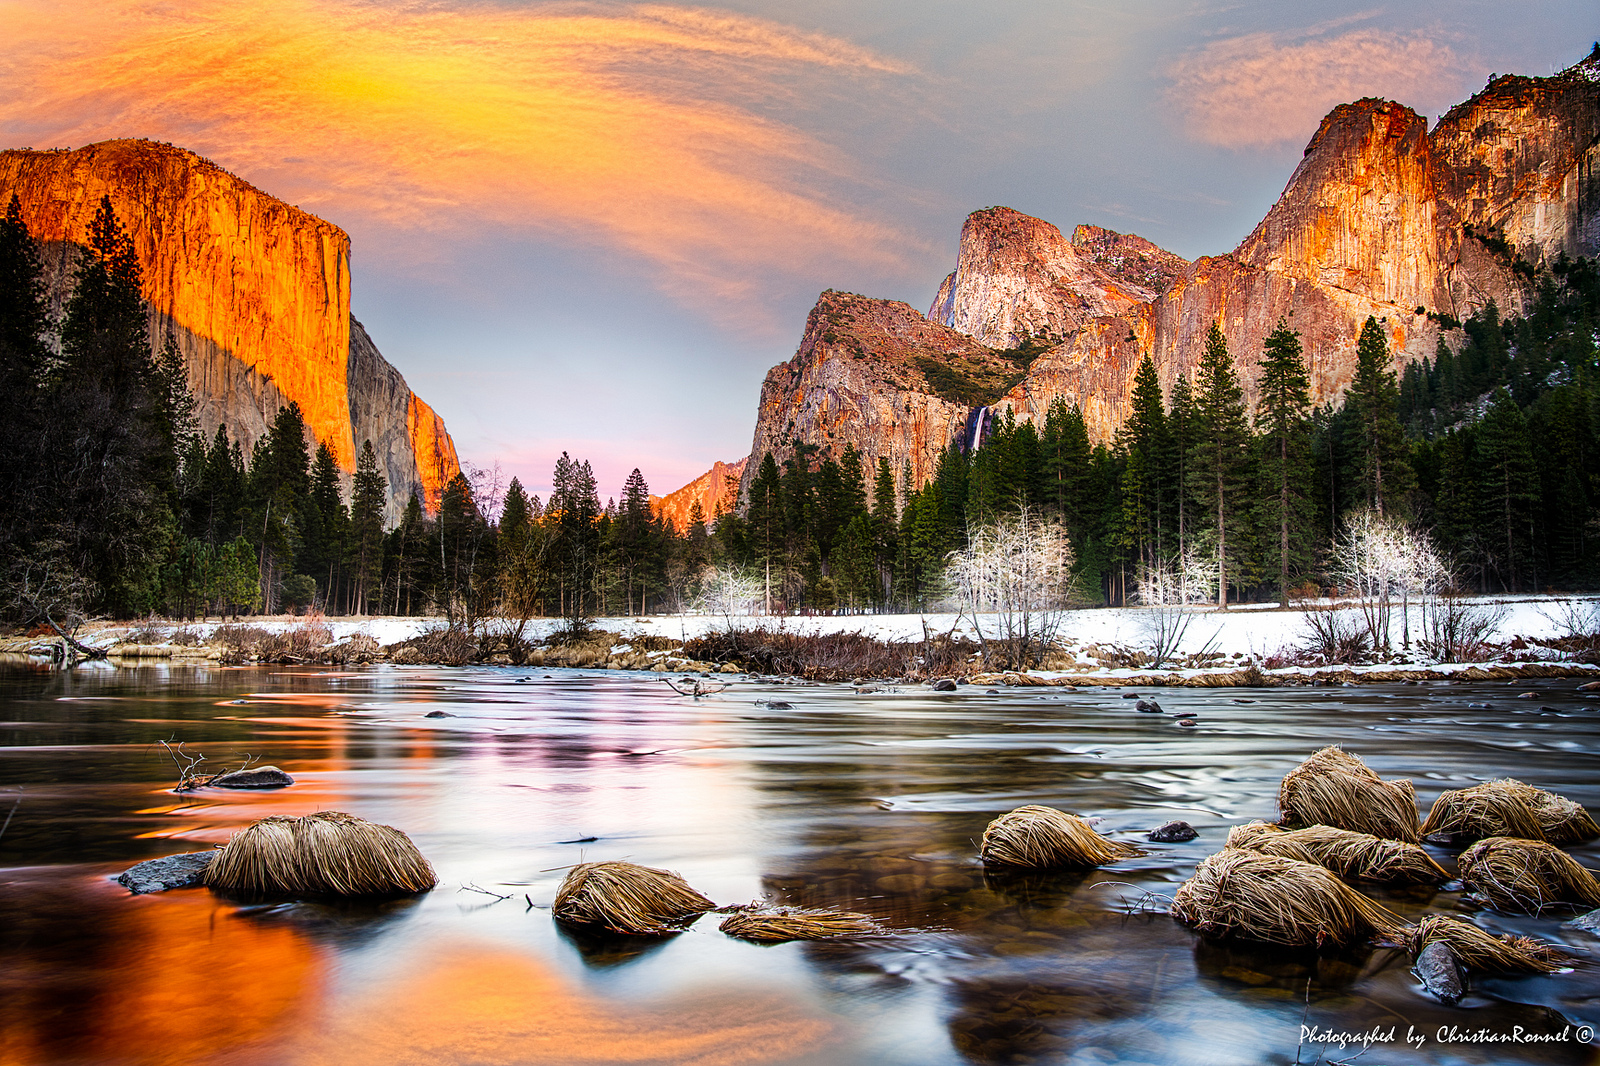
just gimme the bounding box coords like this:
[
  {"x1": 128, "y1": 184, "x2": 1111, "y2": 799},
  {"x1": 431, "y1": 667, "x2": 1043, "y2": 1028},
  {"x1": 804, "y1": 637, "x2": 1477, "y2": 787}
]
[
  {"x1": 0, "y1": 194, "x2": 48, "y2": 549},
  {"x1": 746, "y1": 452, "x2": 784, "y2": 612},
  {"x1": 1188, "y1": 323, "x2": 1250, "y2": 606},
  {"x1": 1477, "y1": 388, "x2": 1538, "y2": 591},
  {"x1": 1255, "y1": 318, "x2": 1314, "y2": 603},
  {"x1": 549, "y1": 452, "x2": 601, "y2": 628},
  {"x1": 349, "y1": 440, "x2": 386, "y2": 614},
  {"x1": 1346, "y1": 316, "x2": 1414, "y2": 517},
  {"x1": 1125, "y1": 354, "x2": 1170, "y2": 568},
  {"x1": 306, "y1": 442, "x2": 347, "y2": 604}
]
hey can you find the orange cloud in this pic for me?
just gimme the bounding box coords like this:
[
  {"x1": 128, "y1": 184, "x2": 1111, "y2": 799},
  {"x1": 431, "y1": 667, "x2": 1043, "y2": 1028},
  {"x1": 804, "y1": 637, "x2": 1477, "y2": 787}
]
[
  {"x1": 1166, "y1": 27, "x2": 1474, "y2": 148},
  {"x1": 0, "y1": 0, "x2": 920, "y2": 317}
]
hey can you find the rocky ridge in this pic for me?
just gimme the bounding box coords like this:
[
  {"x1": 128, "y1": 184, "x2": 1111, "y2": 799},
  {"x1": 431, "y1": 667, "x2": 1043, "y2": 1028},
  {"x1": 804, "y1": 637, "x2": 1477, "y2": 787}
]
[
  {"x1": 0, "y1": 139, "x2": 460, "y2": 520},
  {"x1": 737, "y1": 51, "x2": 1600, "y2": 484},
  {"x1": 652, "y1": 457, "x2": 748, "y2": 534}
]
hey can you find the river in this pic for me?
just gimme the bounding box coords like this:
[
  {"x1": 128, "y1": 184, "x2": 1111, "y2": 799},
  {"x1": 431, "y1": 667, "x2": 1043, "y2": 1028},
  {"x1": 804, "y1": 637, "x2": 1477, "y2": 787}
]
[{"x1": 1, "y1": 663, "x2": 1597, "y2": 1065}]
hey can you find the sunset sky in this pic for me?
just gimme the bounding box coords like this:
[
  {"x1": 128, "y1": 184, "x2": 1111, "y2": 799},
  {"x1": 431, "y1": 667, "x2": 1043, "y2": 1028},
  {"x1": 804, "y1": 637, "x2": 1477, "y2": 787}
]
[{"x1": 2, "y1": 0, "x2": 1593, "y2": 502}]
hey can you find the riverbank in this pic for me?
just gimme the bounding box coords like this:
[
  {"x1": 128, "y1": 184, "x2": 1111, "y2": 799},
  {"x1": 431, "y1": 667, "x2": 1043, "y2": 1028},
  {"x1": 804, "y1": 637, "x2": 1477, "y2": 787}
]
[{"x1": 3, "y1": 593, "x2": 1598, "y2": 686}]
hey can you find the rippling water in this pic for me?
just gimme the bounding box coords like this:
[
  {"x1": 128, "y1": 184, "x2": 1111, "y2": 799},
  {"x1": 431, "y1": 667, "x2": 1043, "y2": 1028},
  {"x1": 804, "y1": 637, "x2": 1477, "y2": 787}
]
[{"x1": 1, "y1": 663, "x2": 1598, "y2": 1066}]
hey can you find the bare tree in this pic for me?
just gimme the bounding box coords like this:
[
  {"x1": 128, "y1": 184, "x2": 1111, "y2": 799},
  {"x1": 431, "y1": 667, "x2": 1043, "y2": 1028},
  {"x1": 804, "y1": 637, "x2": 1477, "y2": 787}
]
[
  {"x1": 1331, "y1": 508, "x2": 1446, "y2": 654},
  {"x1": 692, "y1": 564, "x2": 763, "y2": 630},
  {"x1": 947, "y1": 507, "x2": 1074, "y2": 669},
  {"x1": 2, "y1": 542, "x2": 103, "y2": 660}
]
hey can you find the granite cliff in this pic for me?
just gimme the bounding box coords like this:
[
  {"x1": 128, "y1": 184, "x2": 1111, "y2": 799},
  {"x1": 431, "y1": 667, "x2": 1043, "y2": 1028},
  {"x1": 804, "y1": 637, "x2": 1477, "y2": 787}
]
[
  {"x1": 738, "y1": 290, "x2": 1026, "y2": 500},
  {"x1": 738, "y1": 51, "x2": 1600, "y2": 487},
  {"x1": 651, "y1": 457, "x2": 748, "y2": 534},
  {"x1": 0, "y1": 139, "x2": 459, "y2": 521}
]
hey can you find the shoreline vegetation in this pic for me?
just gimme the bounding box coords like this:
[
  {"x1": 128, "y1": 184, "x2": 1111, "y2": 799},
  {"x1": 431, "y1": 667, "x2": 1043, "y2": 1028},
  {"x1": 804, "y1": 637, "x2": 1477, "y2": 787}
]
[{"x1": 5, "y1": 595, "x2": 1598, "y2": 687}]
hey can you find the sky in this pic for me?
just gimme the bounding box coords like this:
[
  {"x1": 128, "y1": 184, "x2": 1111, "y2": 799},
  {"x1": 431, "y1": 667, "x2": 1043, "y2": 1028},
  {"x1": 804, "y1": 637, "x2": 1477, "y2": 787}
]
[{"x1": 2, "y1": 0, "x2": 1595, "y2": 503}]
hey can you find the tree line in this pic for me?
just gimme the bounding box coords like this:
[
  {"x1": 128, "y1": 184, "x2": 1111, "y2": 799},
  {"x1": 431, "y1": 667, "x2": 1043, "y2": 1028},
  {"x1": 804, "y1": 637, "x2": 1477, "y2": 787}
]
[{"x1": 3, "y1": 192, "x2": 1596, "y2": 629}]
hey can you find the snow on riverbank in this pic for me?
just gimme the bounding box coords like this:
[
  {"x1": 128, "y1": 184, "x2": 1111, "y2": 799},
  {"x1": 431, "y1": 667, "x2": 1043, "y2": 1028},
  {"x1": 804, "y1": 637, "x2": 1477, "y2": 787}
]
[{"x1": 66, "y1": 592, "x2": 1598, "y2": 663}]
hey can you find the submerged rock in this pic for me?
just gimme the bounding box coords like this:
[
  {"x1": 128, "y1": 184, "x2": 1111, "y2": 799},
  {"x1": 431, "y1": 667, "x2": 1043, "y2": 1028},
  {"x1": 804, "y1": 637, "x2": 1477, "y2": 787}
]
[
  {"x1": 424, "y1": 710, "x2": 454, "y2": 718},
  {"x1": 1148, "y1": 820, "x2": 1198, "y2": 843},
  {"x1": 1414, "y1": 940, "x2": 1466, "y2": 1004},
  {"x1": 117, "y1": 851, "x2": 216, "y2": 894},
  {"x1": 1568, "y1": 908, "x2": 1600, "y2": 935},
  {"x1": 1135, "y1": 699, "x2": 1162, "y2": 713},
  {"x1": 210, "y1": 765, "x2": 294, "y2": 789}
]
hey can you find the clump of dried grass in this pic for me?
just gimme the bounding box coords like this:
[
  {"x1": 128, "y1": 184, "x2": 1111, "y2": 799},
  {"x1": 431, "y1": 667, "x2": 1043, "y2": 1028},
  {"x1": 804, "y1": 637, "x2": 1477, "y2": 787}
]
[
  {"x1": 1405, "y1": 914, "x2": 1567, "y2": 974},
  {"x1": 202, "y1": 811, "x2": 436, "y2": 897},
  {"x1": 1421, "y1": 779, "x2": 1599, "y2": 846},
  {"x1": 1456, "y1": 836, "x2": 1600, "y2": 915},
  {"x1": 1278, "y1": 746, "x2": 1419, "y2": 843},
  {"x1": 719, "y1": 907, "x2": 880, "y2": 942},
  {"x1": 979, "y1": 805, "x2": 1142, "y2": 869},
  {"x1": 1225, "y1": 821, "x2": 1448, "y2": 885},
  {"x1": 1170, "y1": 849, "x2": 1406, "y2": 947},
  {"x1": 553, "y1": 861, "x2": 715, "y2": 935}
]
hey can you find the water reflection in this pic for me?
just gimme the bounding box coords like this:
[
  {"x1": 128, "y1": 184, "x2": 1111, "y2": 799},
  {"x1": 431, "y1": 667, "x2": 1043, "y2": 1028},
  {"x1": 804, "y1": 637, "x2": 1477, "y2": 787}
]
[{"x1": 1, "y1": 666, "x2": 1598, "y2": 1065}]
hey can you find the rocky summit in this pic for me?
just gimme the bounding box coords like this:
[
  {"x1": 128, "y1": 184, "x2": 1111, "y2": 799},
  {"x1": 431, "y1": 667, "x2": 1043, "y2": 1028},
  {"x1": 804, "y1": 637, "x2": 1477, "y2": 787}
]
[
  {"x1": 728, "y1": 51, "x2": 1600, "y2": 491},
  {"x1": 0, "y1": 140, "x2": 460, "y2": 520}
]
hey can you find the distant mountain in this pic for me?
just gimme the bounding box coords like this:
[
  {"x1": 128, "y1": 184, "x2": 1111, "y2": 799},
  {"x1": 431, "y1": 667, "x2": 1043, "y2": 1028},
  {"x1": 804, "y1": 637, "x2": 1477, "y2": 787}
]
[
  {"x1": 739, "y1": 47, "x2": 1600, "y2": 492},
  {"x1": 0, "y1": 139, "x2": 460, "y2": 521},
  {"x1": 652, "y1": 457, "x2": 748, "y2": 533}
]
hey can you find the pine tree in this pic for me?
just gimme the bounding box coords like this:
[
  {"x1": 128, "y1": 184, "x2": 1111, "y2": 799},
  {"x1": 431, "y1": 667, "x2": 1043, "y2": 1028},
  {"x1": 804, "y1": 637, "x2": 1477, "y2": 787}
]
[
  {"x1": 1188, "y1": 323, "x2": 1250, "y2": 607},
  {"x1": 0, "y1": 194, "x2": 48, "y2": 549},
  {"x1": 1477, "y1": 388, "x2": 1537, "y2": 591},
  {"x1": 1168, "y1": 373, "x2": 1198, "y2": 561},
  {"x1": 1346, "y1": 316, "x2": 1414, "y2": 517},
  {"x1": 550, "y1": 452, "x2": 601, "y2": 628},
  {"x1": 349, "y1": 440, "x2": 386, "y2": 614},
  {"x1": 1125, "y1": 355, "x2": 1170, "y2": 568},
  {"x1": 1256, "y1": 318, "x2": 1314, "y2": 603},
  {"x1": 746, "y1": 452, "x2": 784, "y2": 613}
]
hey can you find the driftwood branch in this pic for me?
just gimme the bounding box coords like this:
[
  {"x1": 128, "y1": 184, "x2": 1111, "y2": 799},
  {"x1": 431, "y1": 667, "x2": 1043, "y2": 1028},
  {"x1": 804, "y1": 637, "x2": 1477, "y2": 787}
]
[{"x1": 659, "y1": 676, "x2": 729, "y2": 698}]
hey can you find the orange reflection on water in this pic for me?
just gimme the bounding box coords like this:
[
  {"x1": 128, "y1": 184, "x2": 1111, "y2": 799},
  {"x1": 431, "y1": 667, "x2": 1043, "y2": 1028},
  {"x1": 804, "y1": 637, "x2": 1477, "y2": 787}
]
[
  {"x1": 285, "y1": 944, "x2": 835, "y2": 1066},
  {"x1": 0, "y1": 883, "x2": 325, "y2": 1066}
]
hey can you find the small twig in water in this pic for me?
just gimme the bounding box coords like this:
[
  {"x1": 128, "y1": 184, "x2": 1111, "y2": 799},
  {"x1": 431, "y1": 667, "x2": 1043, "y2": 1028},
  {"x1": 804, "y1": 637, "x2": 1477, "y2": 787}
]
[
  {"x1": 459, "y1": 882, "x2": 513, "y2": 902},
  {"x1": 0, "y1": 794, "x2": 20, "y2": 845}
]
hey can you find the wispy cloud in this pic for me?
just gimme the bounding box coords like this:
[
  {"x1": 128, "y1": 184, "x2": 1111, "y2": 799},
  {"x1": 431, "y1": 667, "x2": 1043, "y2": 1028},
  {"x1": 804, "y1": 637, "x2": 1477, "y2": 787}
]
[
  {"x1": 0, "y1": 0, "x2": 922, "y2": 323},
  {"x1": 1166, "y1": 25, "x2": 1476, "y2": 148}
]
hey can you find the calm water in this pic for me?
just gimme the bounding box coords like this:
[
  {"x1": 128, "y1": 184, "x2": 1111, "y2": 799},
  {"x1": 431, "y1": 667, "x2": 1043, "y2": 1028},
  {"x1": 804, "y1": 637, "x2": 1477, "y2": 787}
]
[{"x1": 1, "y1": 662, "x2": 1598, "y2": 1066}]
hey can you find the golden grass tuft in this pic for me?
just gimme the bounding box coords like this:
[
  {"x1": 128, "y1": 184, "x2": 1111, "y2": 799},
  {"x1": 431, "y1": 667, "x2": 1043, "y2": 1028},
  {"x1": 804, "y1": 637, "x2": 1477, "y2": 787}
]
[
  {"x1": 979, "y1": 805, "x2": 1143, "y2": 869},
  {"x1": 1456, "y1": 836, "x2": 1600, "y2": 915},
  {"x1": 202, "y1": 811, "x2": 436, "y2": 897},
  {"x1": 1406, "y1": 914, "x2": 1567, "y2": 974},
  {"x1": 553, "y1": 861, "x2": 715, "y2": 935},
  {"x1": 1277, "y1": 746, "x2": 1419, "y2": 843},
  {"x1": 1170, "y1": 849, "x2": 1407, "y2": 947},
  {"x1": 719, "y1": 907, "x2": 880, "y2": 942},
  {"x1": 1421, "y1": 779, "x2": 1598, "y2": 846},
  {"x1": 1225, "y1": 821, "x2": 1448, "y2": 885}
]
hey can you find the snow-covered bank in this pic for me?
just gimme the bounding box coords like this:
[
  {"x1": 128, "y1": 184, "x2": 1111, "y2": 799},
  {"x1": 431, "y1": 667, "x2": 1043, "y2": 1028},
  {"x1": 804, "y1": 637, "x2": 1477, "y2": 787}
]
[{"x1": 6, "y1": 593, "x2": 1595, "y2": 683}]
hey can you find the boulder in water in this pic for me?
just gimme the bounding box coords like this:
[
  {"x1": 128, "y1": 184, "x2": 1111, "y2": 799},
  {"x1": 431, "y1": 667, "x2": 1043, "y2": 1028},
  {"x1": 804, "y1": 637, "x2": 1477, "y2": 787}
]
[
  {"x1": 1414, "y1": 940, "x2": 1466, "y2": 1004},
  {"x1": 210, "y1": 765, "x2": 294, "y2": 789},
  {"x1": 1135, "y1": 699, "x2": 1162, "y2": 713},
  {"x1": 117, "y1": 851, "x2": 216, "y2": 894},
  {"x1": 1148, "y1": 820, "x2": 1198, "y2": 843},
  {"x1": 931, "y1": 678, "x2": 958, "y2": 692}
]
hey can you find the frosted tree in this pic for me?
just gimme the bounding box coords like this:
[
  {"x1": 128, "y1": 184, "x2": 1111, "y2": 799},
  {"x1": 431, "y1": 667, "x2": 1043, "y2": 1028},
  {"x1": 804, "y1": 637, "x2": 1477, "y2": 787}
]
[
  {"x1": 947, "y1": 506, "x2": 1074, "y2": 669},
  {"x1": 1331, "y1": 507, "x2": 1446, "y2": 653}
]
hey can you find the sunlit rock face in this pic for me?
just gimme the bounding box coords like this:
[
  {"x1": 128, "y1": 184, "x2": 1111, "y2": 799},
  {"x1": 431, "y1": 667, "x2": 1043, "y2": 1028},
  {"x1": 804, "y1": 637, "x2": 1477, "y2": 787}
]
[
  {"x1": 740, "y1": 291, "x2": 1016, "y2": 501},
  {"x1": 928, "y1": 207, "x2": 1176, "y2": 348},
  {"x1": 742, "y1": 58, "x2": 1599, "y2": 490},
  {"x1": 652, "y1": 457, "x2": 748, "y2": 534},
  {"x1": 0, "y1": 139, "x2": 459, "y2": 520}
]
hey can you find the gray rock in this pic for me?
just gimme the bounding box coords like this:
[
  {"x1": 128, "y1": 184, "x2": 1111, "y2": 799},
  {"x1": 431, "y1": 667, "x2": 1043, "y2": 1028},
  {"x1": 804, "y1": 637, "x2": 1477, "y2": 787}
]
[
  {"x1": 116, "y1": 851, "x2": 216, "y2": 894},
  {"x1": 1567, "y1": 908, "x2": 1600, "y2": 934},
  {"x1": 1147, "y1": 820, "x2": 1197, "y2": 843},
  {"x1": 1414, "y1": 940, "x2": 1466, "y2": 1005},
  {"x1": 767, "y1": 700, "x2": 794, "y2": 710},
  {"x1": 931, "y1": 678, "x2": 958, "y2": 692},
  {"x1": 210, "y1": 765, "x2": 294, "y2": 789},
  {"x1": 424, "y1": 710, "x2": 454, "y2": 718},
  {"x1": 1135, "y1": 699, "x2": 1162, "y2": 713}
]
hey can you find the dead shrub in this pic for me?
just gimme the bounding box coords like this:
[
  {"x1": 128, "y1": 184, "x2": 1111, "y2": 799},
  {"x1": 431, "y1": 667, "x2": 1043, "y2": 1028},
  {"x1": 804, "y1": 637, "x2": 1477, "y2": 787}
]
[
  {"x1": 1405, "y1": 914, "x2": 1567, "y2": 974},
  {"x1": 979, "y1": 805, "x2": 1142, "y2": 869},
  {"x1": 1456, "y1": 836, "x2": 1600, "y2": 914},
  {"x1": 1299, "y1": 608, "x2": 1370, "y2": 665},
  {"x1": 386, "y1": 625, "x2": 480, "y2": 666},
  {"x1": 203, "y1": 810, "x2": 436, "y2": 897},
  {"x1": 319, "y1": 633, "x2": 382, "y2": 665},
  {"x1": 719, "y1": 907, "x2": 880, "y2": 942},
  {"x1": 1278, "y1": 747, "x2": 1420, "y2": 843},
  {"x1": 553, "y1": 860, "x2": 714, "y2": 935},
  {"x1": 1170, "y1": 849, "x2": 1406, "y2": 947},
  {"x1": 1225, "y1": 821, "x2": 1447, "y2": 884}
]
